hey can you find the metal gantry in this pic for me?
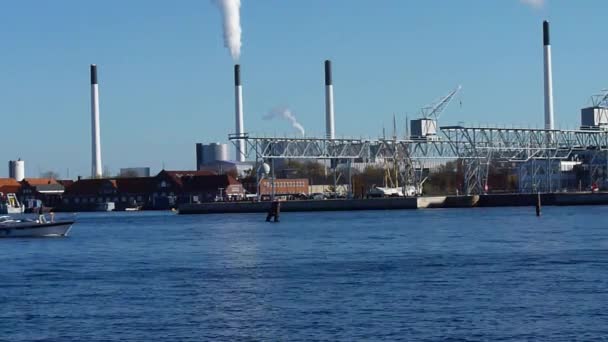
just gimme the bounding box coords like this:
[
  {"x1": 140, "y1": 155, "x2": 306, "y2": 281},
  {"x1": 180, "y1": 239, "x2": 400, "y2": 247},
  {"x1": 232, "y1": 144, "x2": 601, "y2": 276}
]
[
  {"x1": 440, "y1": 126, "x2": 608, "y2": 193},
  {"x1": 230, "y1": 126, "x2": 608, "y2": 195},
  {"x1": 229, "y1": 133, "x2": 456, "y2": 194}
]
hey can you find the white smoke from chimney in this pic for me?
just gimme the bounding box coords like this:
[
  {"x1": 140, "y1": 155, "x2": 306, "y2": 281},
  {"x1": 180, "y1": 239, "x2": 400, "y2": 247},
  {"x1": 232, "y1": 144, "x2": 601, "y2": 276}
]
[
  {"x1": 520, "y1": 0, "x2": 545, "y2": 9},
  {"x1": 263, "y1": 107, "x2": 306, "y2": 137},
  {"x1": 213, "y1": 0, "x2": 242, "y2": 61}
]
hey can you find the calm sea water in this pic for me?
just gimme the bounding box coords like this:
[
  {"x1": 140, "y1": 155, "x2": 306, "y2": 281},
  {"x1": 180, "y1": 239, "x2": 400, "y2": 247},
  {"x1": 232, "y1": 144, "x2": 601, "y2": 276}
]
[{"x1": 1, "y1": 206, "x2": 608, "y2": 341}]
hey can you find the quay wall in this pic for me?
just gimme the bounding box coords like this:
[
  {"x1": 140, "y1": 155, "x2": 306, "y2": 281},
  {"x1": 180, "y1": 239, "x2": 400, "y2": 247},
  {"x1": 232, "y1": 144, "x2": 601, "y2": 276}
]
[
  {"x1": 179, "y1": 198, "x2": 417, "y2": 215},
  {"x1": 178, "y1": 192, "x2": 608, "y2": 215}
]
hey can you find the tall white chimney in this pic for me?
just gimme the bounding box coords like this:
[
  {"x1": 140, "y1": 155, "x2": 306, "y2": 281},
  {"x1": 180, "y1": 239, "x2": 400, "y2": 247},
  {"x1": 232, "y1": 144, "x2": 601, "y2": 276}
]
[
  {"x1": 91, "y1": 64, "x2": 103, "y2": 178},
  {"x1": 234, "y1": 64, "x2": 245, "y2": 162},
  {"x1": 543, "y1": 20, "x2": 555, "y2": 130},
  {"x1": 325, "y1": 60, "x2": 335, "y2": 139}
]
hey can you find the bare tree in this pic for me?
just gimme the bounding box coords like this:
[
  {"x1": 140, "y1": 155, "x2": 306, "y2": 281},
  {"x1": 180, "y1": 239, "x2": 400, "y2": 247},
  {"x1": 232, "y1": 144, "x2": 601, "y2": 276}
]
[{"x1": 40, "y1": 171, "x2": 60, "y2": 179}]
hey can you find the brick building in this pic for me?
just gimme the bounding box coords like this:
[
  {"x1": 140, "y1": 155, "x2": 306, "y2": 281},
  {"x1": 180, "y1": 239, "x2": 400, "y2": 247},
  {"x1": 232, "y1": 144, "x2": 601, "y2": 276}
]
[
  {"x1": 19, "y1": 178, "x2": 65, "y2": 208},
  {"x1": 60, "y1": 170, "x2": 246, "y2": 210},
  {"x1": 259, "y1": 178, "x2": 309, "y2": 197}
]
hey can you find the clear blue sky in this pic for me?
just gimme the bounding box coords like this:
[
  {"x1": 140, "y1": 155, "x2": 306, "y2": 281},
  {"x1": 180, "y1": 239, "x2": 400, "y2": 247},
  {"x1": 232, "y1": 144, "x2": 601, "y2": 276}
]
[{"x1": 0, "y1": 0, "x2": 605, "y2": 178}]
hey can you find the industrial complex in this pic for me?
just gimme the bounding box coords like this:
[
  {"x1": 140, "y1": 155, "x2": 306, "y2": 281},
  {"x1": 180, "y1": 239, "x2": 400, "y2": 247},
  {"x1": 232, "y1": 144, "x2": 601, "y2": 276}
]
[
  {"x1": 4, "y1": 20, "x2": 608, "y2": 213},
  {"x1": 227, "y1": 20, "x2": 608, "y2": 199}
]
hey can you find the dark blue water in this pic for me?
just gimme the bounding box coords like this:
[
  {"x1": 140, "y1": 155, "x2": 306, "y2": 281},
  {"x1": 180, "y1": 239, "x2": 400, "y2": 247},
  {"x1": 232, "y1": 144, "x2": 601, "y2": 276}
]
[{"x1": 1, "y1": 207, "x2": 608, "y2": 341}]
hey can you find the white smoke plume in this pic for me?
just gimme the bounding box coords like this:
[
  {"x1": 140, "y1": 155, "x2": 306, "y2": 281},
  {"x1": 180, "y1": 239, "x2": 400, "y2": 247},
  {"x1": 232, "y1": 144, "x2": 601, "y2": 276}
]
[
  {"x1": 263, "y1": 107, "x2": 306, "y2": 136},
  {"x1": 213, "y1": 0, "x2": 242, "y2": 61},
  {"x1": 520, "y1": 0, "x2": 545, "y2": 9}
]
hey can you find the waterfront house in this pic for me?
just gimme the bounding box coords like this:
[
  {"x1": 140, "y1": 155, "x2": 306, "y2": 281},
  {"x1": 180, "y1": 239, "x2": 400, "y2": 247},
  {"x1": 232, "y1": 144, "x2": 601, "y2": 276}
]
[
  {"x1": 59, "y1": 170, "x2": 247, "y2": 211},
  {"x1": 114, "y1": 177, "x2": 155, "y2": 209},
  {"x1": 62, "y1": 177, "x2": 156, "y2": 210},
  {"x1": 61, "y1": 178, "x2": 119, "y2": 210},
  {"x1": 19, "y1": 178, "x2": 65, "y2": 208},
  {"x1": 151, "y1": 170, "x2": 216, "y2": 208}
]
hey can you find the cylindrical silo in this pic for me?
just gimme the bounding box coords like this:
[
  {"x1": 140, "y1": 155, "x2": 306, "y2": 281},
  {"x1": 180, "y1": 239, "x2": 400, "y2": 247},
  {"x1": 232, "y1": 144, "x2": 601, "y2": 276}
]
[
  {"x1": 9, "y1": 159, "x2": 25, "y2": 181},
  {"x1": 211, "y1": 143, "x2": 229, "y2": 163}
]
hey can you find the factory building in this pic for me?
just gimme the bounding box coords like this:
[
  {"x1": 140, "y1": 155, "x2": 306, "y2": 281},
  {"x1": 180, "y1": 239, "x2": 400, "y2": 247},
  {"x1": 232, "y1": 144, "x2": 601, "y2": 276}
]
[{"x1": 195, "y1": 142, "x2": 253, "y2": 177}]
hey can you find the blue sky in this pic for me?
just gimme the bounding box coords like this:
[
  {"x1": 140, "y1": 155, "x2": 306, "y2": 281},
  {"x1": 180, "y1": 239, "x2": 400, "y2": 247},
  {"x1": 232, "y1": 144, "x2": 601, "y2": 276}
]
[{"x1": 0, "y1": 0, "x2": 606, "y2": 178}]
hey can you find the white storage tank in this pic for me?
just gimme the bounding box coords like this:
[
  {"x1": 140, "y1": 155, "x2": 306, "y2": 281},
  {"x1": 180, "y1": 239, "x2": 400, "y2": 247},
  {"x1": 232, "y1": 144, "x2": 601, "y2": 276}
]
[{"x1": 8, "y1": 159, "x2": 25, "y2": 181}]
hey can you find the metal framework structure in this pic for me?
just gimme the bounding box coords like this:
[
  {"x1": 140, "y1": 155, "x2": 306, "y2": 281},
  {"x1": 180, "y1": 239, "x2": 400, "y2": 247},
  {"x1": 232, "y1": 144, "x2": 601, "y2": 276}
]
[
  {"x1": 229, "y1": 133, "x2": 456, "y2": 194},
  {"x1": 230, "y1": 125, "x2": 608, "y2": 195},
  {"x1": 441, "y1": 126, "x2": 608, "y2": 194}
]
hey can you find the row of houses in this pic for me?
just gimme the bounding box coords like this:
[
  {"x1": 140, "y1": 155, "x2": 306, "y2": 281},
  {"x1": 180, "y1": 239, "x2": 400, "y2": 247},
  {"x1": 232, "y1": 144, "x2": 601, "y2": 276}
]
[
  {"x1": 62, "y1": 170, "x2": 247, "y2": 211},
  {"x1": 0, "y1": 177, "x2": 70, "y2": 209},
  {"x1": 0, "y1": 170, "x2": 312, "y2": 211}
]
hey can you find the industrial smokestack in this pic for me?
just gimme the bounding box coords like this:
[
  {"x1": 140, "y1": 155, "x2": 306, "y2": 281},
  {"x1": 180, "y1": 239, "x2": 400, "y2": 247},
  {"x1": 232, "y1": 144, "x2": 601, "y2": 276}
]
[
  {"x1": 543, "y1": 20, "x2": 555, "y2": 130},
  {"x1": 90, "y1": 64, "x2": 103, "y2": 178},
  {"x1": 234, "y1": 64, "x2": 245, "y2": 162},
  {"x1": 325, "y1": 60, "x2": 335, "y2": 139}
]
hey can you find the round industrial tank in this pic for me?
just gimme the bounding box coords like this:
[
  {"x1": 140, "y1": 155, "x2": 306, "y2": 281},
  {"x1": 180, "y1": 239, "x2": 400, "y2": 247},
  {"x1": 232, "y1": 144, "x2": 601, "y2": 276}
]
[
  {"x1": 211, "y1": 143, "x2": 229, "y2": 162},
  {"x1": 201, "y1": 144, "x2": 215, "y2": 166},
  {"x1": 9, "y1": 159, "x2": 25, "y2": 181}
]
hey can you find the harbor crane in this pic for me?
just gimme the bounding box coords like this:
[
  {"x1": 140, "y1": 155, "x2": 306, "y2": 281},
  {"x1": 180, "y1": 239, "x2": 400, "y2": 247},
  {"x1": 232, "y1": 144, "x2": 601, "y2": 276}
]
[
  {"x1": 590, "y1": 89, "x2": 608, "y2": 107},
  {"x1": 410, "y1": 85, "x2": 462, "y2": 140}
]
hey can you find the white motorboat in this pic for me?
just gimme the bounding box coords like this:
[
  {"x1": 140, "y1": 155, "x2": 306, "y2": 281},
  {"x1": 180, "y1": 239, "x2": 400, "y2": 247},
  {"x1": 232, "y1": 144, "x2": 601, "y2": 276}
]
[
  {"x1": 0, "y1": 193, "x2": 24, "y2": 214},
  {"x1": 0, "y1": 215, "x2": 74, "y2": 238}
]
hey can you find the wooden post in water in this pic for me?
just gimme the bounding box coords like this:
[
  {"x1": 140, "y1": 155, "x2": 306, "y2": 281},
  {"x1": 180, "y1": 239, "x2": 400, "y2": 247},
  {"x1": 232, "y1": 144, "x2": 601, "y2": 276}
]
[
  {"x1": 266, "y1": 201, "x2": 281, "y2": 222},
  {"x1": 274, "y1": 201, "x2": 280, "y2": 222},
  {"x1": 536, "y1": 192, "x2": 541, "y2": 217}
]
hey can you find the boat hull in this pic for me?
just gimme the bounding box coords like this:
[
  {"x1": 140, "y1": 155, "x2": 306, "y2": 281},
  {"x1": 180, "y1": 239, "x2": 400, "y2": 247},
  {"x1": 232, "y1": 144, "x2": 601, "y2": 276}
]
[
  {"x1": 0, "y1": 221, "x2": 74, "y2": 238},
  {"x1": 0, "y1": 206, "x2": 24, "y2": 215}
]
